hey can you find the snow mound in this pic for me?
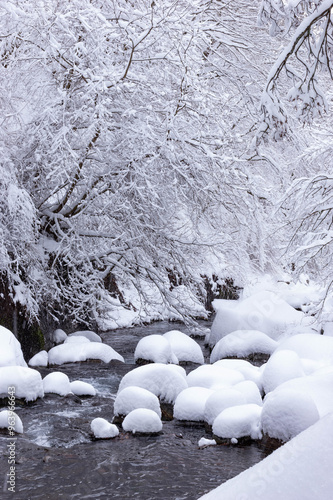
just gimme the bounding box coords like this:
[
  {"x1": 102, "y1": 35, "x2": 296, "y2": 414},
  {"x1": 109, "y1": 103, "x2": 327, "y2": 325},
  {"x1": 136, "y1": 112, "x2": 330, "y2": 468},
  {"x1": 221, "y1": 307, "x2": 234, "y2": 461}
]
[
  {"x1": 261, "y1": 388, "x2": 319, "y2": 442},
  {"x1": 213, "y1": 359, "x2": 261, "y2": 387},
  {"x1": 52, "y1": 329, "x2": 67, "y2": 344},
  {"x1": 261, "y1": 349, "x2": 305, "y2": 394},
  {"x1": 0, "y1": 409, "x2": 23, "y2": 434},
  {"x1": 114, "y1": 386, "x2": 161, "y2": 418},
  {"x1": 28, "y1": 350, "x2": 48, "y2": 367},
  {"x1": 43, "y1": 372, "x2": 71, "y2": 396},
  {"x1": 187, "y1": 365, "x2": 244, "y2": 390},
  {"x1": 122, "y1": 408, "x2": 162, "y2": 434},
  {"x1": 212, "y1": 404, "x2": 262, "y2": 441},
  {"x1": 199, "y1": 412, "x2": 333, "y2": 500},
  {"x1": 91, "y1": 418, "x2": 119, "y2": 439},
  {"x1": 134, "y1": 334, "x2": 178, "y2": 364},
  {"x1": 198, "y1": 438, "x2": 217, "y2": 448},
  {"x1": 163, "y1": 330, "x2": 204, "y2": 364},
  {"x1": 275, "y1": 333, "x2": 333, "y2": 364},
  {"x1": 118, "y1": 363, "x2": 187, "y2": 403},
  {"x1": 204, "y1": 388, "x2": 247, "y2": 426},
  {"x1": 210, "y1": 291, "x2": 311, "y2": 346},
  {"x1": 64, "y1": 336, "x2": 90, "y2": 344},
  {"x1": 68, "y1": 330, "x2": 102, "y2": 342},
  {"x1": 210, "y1": 330, "x2": 277, "y2": 362},
  {"x1": 233, "y1": 380, "x2": 263, "y2": 406},
  {"x1": 174, "y1": 387, "x2": 214, "y2": 422},
  {"x1": 0, "y1": 366, "x2": 44, "y2": 401},
  {"x1": 48, "y1": 342, "x2": 124, "y2": 365},
  {"x1": 70, "y1": 380, "x2": 96, "y2": 396},
  {"x1": 0, "y1": 325, "x2": 27, "y2": 367}
]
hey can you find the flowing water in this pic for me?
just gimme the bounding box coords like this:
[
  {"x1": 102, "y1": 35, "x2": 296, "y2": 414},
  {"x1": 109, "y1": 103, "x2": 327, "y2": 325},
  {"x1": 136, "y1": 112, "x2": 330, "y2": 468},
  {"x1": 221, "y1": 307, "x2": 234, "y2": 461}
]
[{"x1": 1, "y1": 321, "x2": 274, "y2": 499}]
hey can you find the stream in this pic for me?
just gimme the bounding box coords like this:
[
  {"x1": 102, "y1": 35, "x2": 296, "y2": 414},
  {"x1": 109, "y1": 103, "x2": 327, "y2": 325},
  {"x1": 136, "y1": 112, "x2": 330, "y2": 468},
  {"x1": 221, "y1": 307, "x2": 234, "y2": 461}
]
[{"x1": 1, "y1": 321, "x2": 274, "y2": 499}]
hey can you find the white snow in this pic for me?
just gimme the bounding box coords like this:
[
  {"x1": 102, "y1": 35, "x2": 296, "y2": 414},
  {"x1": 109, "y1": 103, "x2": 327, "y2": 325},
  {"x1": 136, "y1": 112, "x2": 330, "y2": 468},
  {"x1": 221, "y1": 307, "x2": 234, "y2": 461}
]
[
  {"x1": 0, "y1": 409, "x2": 23, "y2": 434},
  {"x1": 275, "y1": 333, "x2": 333, "y2": 364},
  {"x1": 134, "y1": 334, "x2": 178, "y2": 364},
  {"x1": 174, "y1": 387, "x2": 214, "y2": 421},
  {"x1": 114, "y1": 386, "x2": 161, "y2": 418},
  {"x1": 70, "y1": 380, "x2": 96, "y2": 396},
  {"x1": 213, "y1": 359, "x2": 262, "y2": 387},
  {"x1": 64, "y1": 336, "x2": 91, "y2": 344},
  {"x1": 48, "y1": 342, "x2": 124, "y2": 365},
  {"x1": 0, "y1": 325, "x2": 27, "y2": 367},
  {"x1": 0, "y1": 366, "x2": 44, "y2": 401},
  {"x1": 187, "y1": 365, "x2": 244, "y2": 390},
  {"x1": 210, "y1": 330, "x2": 277, "y2": 362},
  {"x1": 163, "y1": 330, "x2": 204, "y2": 364},
  {"x1": 122, "y1": 408, "x2": 162, "y2": 434},
  {"x1": 199, "y1": 412, "x2": 333, "y2": 500},
  {"x1": 117, "y1": 363, "x2": 187, "y2": 403},
  {"x1": 52, "y1": 329, "x2": 67, "y2": 344},
  {"x1": 91, "y1": 417, "x2": 119, "y2": 439},
  {"x1": 233, "y1": 380, "x2": 263, "y2": 406},
  {"x1": 43, "y1": 372, "x2": 72, "y2": 396},
  {"x1": 212, "y1": 404, "x2": 262, "y2": 440},
  {"x1": 204, "y1": 388, "x2": 247, "y2": 426},
  {"x1": 28, "y1": 350, "x2": 48, "y2": 367},
  {"x1": 198, "y1": 437, "x2": 217, "y2": 448},
  {"x1": 68, "y1": 330, "x2": 102, "y2": 342},
  {"x1": 261, "y1": 349, "x2": 305, "y2": 394}
]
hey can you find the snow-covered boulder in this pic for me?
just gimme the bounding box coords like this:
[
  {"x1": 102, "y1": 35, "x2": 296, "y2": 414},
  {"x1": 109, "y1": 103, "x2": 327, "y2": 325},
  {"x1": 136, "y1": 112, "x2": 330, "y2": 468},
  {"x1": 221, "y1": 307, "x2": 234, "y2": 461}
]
[
  {"x1": 118, "y1": 363, "x2": 187, "y2": 403},
  {"x1": 163, "y1": 330, "x2": 204, "y2": 364},
  {"x1": 114, "y1": 386, "x2": 161, "y2": 419},
  {"x1": 64, "y1": 336, "x2": 90, "y2": 344},
  {"x1": 209, "y1": 291, "x2": 312, "y2": 346},
  {"x1": 0, "y1": 325, "x2": 27, "y2": 367},
  {"x1": 187, "y1": 365, "x2": 244, "y2": 390},
  {"x1": 0, "y1": 409, "x2": 23, "y2": 434},
  {"x1": 70, "y1": 380, "x2": 96, "y2": 396},
  {"x1": 52, "y1": 329, "x2": 67, "y2": 344},
  {"x1": 134, "y1": 334, "x2": 178, "y2": 364},
  {"x1": 48, "y1": 342, "x2": 124, "y2": 365},
  {"x1": 91, "y1": 418, "x2": 119, "y2": 439},
  {"x1": 213, "y1": 359, "x2": 261, "y2": 387},
  {"x1": 210, "y1": 330, "x2": 277, "y2": 363},
  {"x1": 174, "y1": 387, "x2": 214, "y2": 422},
  {"x1": 275, "y1": 333, "x2": 333, "y2": 365},
  {"x1": 28, "y1": 350, "x2": 48, "y2": 367},
  {"x1": 261, "y1": 389, "x2": 320, "y2": 442},
  {"x1": 261, "y1": 349, "x2": 305, "y2": 394},
  {"x1": 122, "y1": 408, "x2": 162, "y2": 434},
  {"x1": 68, "y1": 330, "x2": 102, "y2": 342},
  {"x1": 0, "y1": 366, "x2": 44, "y2": 401},
  {"x1": 233, "y1": 380, "x2": 263, "y2": 406},
  {"x1": 43, "y1": 372, "x2": 71, "y2": 396},
  {"x1": 212, "y1": 404, "x2": 262, "y2": 442},
  {"x1": 204, "y1": 388, "x2": 247, "y2": 426}
]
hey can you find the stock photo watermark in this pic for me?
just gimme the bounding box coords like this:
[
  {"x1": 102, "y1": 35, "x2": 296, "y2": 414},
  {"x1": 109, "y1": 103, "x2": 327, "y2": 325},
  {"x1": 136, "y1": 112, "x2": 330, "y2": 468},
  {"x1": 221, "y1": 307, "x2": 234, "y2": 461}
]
[{"x1": 5, "y1": 386, "x2": 17, "y2": 493}]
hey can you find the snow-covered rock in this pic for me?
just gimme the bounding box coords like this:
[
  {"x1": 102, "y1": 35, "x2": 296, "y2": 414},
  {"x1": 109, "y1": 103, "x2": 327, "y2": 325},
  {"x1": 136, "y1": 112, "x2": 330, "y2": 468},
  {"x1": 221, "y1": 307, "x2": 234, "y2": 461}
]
[
  {"x1": 122, "y1": 408, "x2": 162, "y2": 434},
  {"x1": 212, "y1": 404, "x2": 262, "y2": 441},
  {"x1": 70, "y1": 380, "x2": 96, "y2": 396},
  {"x1": 261, "y1": 388, "x2": 319, "y2": 442},
  {"x1": 210, "y1": 330, "x2": 277, "y2": 362},
  {"x1": 91, "y1": 417, "x2": 119, "y2": 439},
  {"x1": 187, "y1": 365, "x2": 244, "y2": 390},
  {"x1": 199, "y1": 412, "x2": 333, "y2": 500},
  {"x1": 233, "y1": 380, "x2": 263, "y2": 406},
  {"x1": 117, "y1": 363, "x2": 187, "y2": 403},
  {"x1": 0, "y1": 325, "x2": 27, "y2": 367},
  {"x1": 174, "y1": 387, "x2": 214, "y2": 422},
  {"x1": 275, "y1": 333, "x2": 333, "y2": 365},
  {"x1": 43, "y1": 372, "x2": 71, "y2": 396},
  {"x1": 163, "y1": 330, "x2": 204, "y2": 364},
  {"x1": 0, "y1": 409, "x2": 23, "y2": 434},
  {"x1": 204, "y1": 388, "x2": 247, "y2": 426},
  {"x1": 261, "y1": 349, "x2": 305, "y2": 394},
  {"x1": 114, "y1": 386, "x2": 161, "y2": 418},
  {"x1": 48, "y1": 342, "x2": 124, "y2": 365},
  {"x1": 68, "y1": 330, "x2": 102, "y2": 342},
  {"x1": 28, "y1": 350, "x2": 48, "y2": 367},
  {"x1": 52, "y1": 329, "x2": 67, "y2": 344},
  {"x1": 64, "y1": 336, "x2": 90, "y2": 344},
  {"x1": 198, "y1": 437, "x2": 217, "y2": 448},
  {"x1": 0, "y1": 366, "x2": 44, "y2": 401},
  {"x1": 134, "y1": 334, "x2": 178, "y2": 364},
  {"x1": 213, "y1": 359, "x2": 261, "y2": 387}
]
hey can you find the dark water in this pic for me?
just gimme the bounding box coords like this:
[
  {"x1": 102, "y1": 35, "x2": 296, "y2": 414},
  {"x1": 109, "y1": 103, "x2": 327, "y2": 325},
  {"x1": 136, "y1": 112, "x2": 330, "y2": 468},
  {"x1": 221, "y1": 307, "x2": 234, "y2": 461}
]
[{"x1": 0, "y1": 321, "x2": 273, "y2": 499}]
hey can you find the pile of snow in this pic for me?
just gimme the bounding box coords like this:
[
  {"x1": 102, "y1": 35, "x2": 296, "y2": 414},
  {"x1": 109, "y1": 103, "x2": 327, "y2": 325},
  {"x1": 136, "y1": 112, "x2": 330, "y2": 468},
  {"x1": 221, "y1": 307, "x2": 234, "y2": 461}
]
[
  {"x1": 199, "y1": 413, "x2": 333, "y2": 500},
  {"x1": 70, "y1": 380, "x2": 96, "y2": 396},
  {"x1": 204, "y1": 388, "x2": 247, "y2": 426},
  {"x1": 114, "y1": 386, "x2": 161, "y2": 418},
  {"x1": 91, "y1": 418, "x2": 119, "y2": 439},
  {"x1": 210, "y1": 330, "x2": 277, "y2": 362},
  {"x1": 275, "y1": 333, "x2": 333, "y2": 365},
  {"x1": 187, "y1": 365, "x2": 244, "y2": 390},
  {"x1": 0, "y1": 409, "x2": 23, "y2": 434},
  {"x1": 163, "y1": 330, "x2": 204, "y2": 364},
  {"x1": 198, "y1": 437, "x2": 217, "y2": 448},
  {"x1": 52, "y1": 329, "x2": 67, "y2": 344},
  {"x1": 0, "y1": 366, "x2": 44, "y2": 401},
  {"x1": 261, "y1": 349, "x2": 305, "y2": 394},
  {"x1": 64, "y1": 336, "x2": 90, "y2": 344},
  {"x1": 122, "y1": 408, "x2": 162, "y2": 434},
  {"x1": 48, "y1": 342, "x2": 124, "y2": 365},
  {"x1": 213, "y1": 359, "x2": 262, "y2": 387},
  {"x1": 212, "y1": 404, "x2": 262, "y2": 441},
  {"x1": 28, "y1": 350, "x2": 48, "y2": 367},
  {"x1": 68, "y1": 330, "x2": 102, "y2": 343},
  {"x1": 209, "y1": 291, "x2": 313, "y2": 347},
  {"x1": 0, "y1": 326, "x2": 27, "y2": 367},
  {"x1": 174, "y1": 387, "x2": 214, "y2": 422},
  {"x1": 134, "y1": 335, "x2": 178, "y2": 364},
  {"x1": 233, "y1": 380, "x2": 263, "y2": 406},
  {"x1": 118, "y1": 363, "x2": 187, "y2": 403},
  {"x1": 43, "y1": 372, "x2": 71, "y2": 396}
]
